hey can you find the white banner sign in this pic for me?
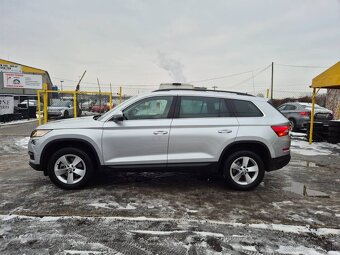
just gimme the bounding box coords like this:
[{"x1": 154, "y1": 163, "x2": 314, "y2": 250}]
[
  {"x1": 0, "y1": 96, "x2": 14, "y2": 115},
  {"x1": 3, "y1": 73, "x2": 42, "y2": 89},
  {"x1": 0, "y1": 64, "x2": 22, "y2": 73}
]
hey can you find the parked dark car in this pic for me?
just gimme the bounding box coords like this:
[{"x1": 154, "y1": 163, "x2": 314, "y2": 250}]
[{"x1": 278, "y1": 102, "x2": 333, "y2": 131}]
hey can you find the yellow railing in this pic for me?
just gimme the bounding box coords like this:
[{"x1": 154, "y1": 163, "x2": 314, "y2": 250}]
[{"x1": 37, "y1": 83, "x2": 121, "y2": 125}]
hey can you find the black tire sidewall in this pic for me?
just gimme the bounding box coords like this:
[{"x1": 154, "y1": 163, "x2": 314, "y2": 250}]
[
  {"x1": 64, "y1": 110, "x2": 69, "y2": 118},
  {"x1": 289, "y1": 118, "x2": 296, "y2": 131},
  {"x1": 48, "y1": 147, "x2": 94, "y2": 189},
  {"x1": 223, "y1": 150, "x2": 265, "y2": 191}
]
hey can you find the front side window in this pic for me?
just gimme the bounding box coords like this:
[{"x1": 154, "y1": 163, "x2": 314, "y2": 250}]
[
  {"x1": 123, "y1": 96, "x2": 173, "y2": 120},
  {"x1": 278, "y1": 105, "x2": 286, "y2": 111},
  {"x1": 179, "y1": 96, "x2": 232, "y2": 118},
  {"x1": 230, "y1": 99, "x2": 263, "y2": 117}
]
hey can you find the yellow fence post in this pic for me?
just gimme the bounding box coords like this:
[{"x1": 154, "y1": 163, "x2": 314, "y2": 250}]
[
  {"x1": 119, "y1": 86, "x2": 122, "y2": 104},
  {"x1": 43, "y1": 83, "x2": 48, "y2": 124},
  {"x1": 109, "y1": 94, "x2": 113, "y2": 110},
  {"x1": 73, "y1": 91, "x2": 77, "y2": 118},
  {"x1": 37, "y1": 90, "x2": 41, "y2": 126},
  {"x1": 266, "y1": 89, "x2": 270, "y2": 98},
  {"x1": 309, "y1": 88, "x2": 316, "y2": 144}
]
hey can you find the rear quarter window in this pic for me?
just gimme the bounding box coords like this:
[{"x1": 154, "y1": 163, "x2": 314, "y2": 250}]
[{"x1": 230, "y1": 99, "x2": 263, "y2": 117}]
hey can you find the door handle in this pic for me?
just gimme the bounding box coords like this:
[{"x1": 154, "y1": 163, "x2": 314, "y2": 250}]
[
  {"x1": 218, "y1": 129, "x2": 232, "y2": 134},
  {"x1": 153, "y1": 131, "x2": 168, "y2": 135}
]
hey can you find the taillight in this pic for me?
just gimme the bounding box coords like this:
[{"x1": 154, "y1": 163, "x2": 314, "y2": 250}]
[
  {"x1": 271, "y1": 125, "x2": 290, "y2": 137},
  {"x1": 299, "y1": 111, "x2": 310, "y2": 116}
]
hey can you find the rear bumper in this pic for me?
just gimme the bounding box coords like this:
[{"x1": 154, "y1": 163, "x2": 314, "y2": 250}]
[
  {"x1": 267, "y1": 154, "x2": 291, "y2": 171},
  {"x1": 29, "y1": 162, "x2": 42, "y2": 171}
]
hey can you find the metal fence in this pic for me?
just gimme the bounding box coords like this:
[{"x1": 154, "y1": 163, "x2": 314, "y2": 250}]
[{"x1": 37, "y1": 84, "x2": 117, "y2": 125}]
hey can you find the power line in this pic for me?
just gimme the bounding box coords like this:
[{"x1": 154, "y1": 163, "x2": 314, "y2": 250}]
[
  {"x1": 188, "y1": 68, "x2": 263, "y2": 84},
  {"x1": 276, "y1": 64, "x2": 327, "y2": 68},
  {"x1": 229, "y1": 64, "x2": 272, "y2": 88}
]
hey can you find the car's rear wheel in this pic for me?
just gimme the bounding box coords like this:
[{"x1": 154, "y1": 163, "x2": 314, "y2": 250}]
[
  {"x1": 48, "y1": 148, "x2": 94, "y2": 189},
  {"x1": 63, "y1": 110, "x2": 69, "y2": 118},
  {"x1": 289, "y1": 118, "x2": 296, "y2": 131},
  {"x1": 223, "y1": 151, "x2": 265, "y2": 191}
]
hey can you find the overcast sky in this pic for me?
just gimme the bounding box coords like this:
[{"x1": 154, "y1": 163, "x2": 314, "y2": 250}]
[{"x1": 1, "y1": 0, "x2": 340, "y2": 95}]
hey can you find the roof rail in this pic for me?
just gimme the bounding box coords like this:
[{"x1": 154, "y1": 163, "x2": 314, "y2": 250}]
[{"x1": 153, "y1": 88, "x2": 255, "y2": 97}]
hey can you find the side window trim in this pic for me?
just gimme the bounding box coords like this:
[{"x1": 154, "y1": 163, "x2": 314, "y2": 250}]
[
  {"x1": 175, "y1": 96, "x2": 233, "y2": 119},
  {"x1": 228, "y1": 99, "x2": 264, "y2": 117},
  {"x1": 119, "y1": 96, "x2": 174, "y2": 121}
]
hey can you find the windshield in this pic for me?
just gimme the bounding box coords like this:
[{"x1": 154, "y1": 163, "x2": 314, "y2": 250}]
[
  {"x1": 51, "y1": 101, "x2": 72, "y2": 107},
  {"x1": 97, "y1": 96, "x2": 138, "y2": 121}
]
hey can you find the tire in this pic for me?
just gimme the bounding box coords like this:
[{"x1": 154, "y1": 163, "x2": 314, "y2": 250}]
[
  {"x1": 328, "y1": 137, "x2": 340, "y2": 144},
  {"x1": 47, "y1": 147, "x2": 94, "y2": 189},
  {"x1": 222, "y1": 151, "x2": 265, "y2": 191},
  {"x1": 289, "y1": 118, "x2": 297, "y2": 131},
  {"x1": 64, "y1": 110, "x2": 69, "y2": 119},
  {"x1": 329, "y1": 121, "x2": 340, "y2": 127},
  {"x1": 328, "y1": 127, "x2": 340, "y2": 133}
]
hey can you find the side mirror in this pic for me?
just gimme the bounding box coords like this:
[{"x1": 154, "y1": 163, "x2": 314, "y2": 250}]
[{"x1": 112, "y1": 110, "x2": 124, "y2": 122}]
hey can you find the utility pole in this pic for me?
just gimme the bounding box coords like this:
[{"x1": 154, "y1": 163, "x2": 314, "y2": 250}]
[
  {"x1": 271, "y1": 62, "x2": 274, "y2": 100},
  {"x1": 75, "y1": 70, "x2": 86, "y2": 91},
  {"x1": 97, "y1": 78, "x2": 102, "y2": 113},
  {"x1": 60, "y1": 80, "x2": 64, "y2": 100},
  {"x1": 212, "y1": 86, "x2": 218, "y2": 91}
]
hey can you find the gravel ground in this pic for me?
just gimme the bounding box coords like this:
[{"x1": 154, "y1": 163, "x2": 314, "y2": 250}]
[{"x1": 0, "y1": 121, "x2": 339, "y2": 254}]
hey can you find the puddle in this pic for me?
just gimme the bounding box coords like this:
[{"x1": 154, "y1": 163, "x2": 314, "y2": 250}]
[{"x1": 283, "y1": 182, "x2": 329, "y2": 198}]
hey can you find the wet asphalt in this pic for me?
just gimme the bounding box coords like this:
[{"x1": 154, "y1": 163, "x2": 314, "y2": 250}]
[{"x1": 0, "y1": 121, "x2": 339, "y2": 254}]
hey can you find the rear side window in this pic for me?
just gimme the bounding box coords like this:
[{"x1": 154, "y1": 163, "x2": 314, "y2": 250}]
[
  {"x1": 285, "y1": 105, "x2": 296, "y2": 110},
  {"x1": 230, "y1": 99, "x2": 263, "y2": 117},
  {"x1": 179, "y1": 96, "x2": 232, "y2": 118}
]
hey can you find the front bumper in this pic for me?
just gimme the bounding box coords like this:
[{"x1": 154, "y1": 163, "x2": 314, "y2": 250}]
[
  {"x1": 29, "y1": 161, "x2": 42, "y2": 171},
  {"x1": 267, "y1": 154, "x2": 291, "y2": 171},
  {"x1": 48, "y1": 112, "x2": 63, "y2": 117}
]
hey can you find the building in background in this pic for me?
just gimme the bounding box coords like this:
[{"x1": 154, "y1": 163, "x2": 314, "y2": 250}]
[
  {"x1": 0, "y1": 59, "x2": 53, "y2": 96},
  {"x1": 0, "y1": 59, "x2": 53, "y2": 121}
]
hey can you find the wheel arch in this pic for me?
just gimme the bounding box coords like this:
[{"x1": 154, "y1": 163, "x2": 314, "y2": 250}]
[
  {"x1": 218, "y1": 141, "x2": 271, "y2": 172},
  {"x1": 40, "y1": 138, "x2": 101, "y2": 175}
]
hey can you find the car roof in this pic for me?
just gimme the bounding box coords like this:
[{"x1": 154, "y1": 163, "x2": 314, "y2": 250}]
[{"x1": 151, "y1": 89, "x2": 266, "y2": 101}]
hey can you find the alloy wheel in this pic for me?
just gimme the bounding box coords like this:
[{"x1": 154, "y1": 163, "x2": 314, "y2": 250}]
[
  {"x1": 229, "y1": 156, "x2": 259, "y2": 185},
  {"x1": 54, "y1": 154, "x2": 86, "y2": 184}
]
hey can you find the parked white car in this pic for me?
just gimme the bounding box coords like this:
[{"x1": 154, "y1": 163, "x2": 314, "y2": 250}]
[{"x1": 48, "y1": 100, "x2": 76, "y2": 118}]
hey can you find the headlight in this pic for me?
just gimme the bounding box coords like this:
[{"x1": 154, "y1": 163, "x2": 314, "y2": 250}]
[{"x1": 30, "y1": 129, "x2": 52, "y2": 138}]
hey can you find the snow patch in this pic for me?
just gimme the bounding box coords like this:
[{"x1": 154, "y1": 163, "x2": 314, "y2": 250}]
[
  {"x1": 14, "y1": 137, "x2": 30, "y2": 149},
  {"x1": 63, "y1": 250, "x2": 104, "y2": 254},
  {"x1": 276, "y1": 245, "x2": 326, "y2": 255},
  {"x1": 0, "y1": 119, "x2": 37, "y2": 126},
  {"x1": 290, "y1": 140, "x2": 340, "y2": 156},
  {"x1": 88, "y1": 202, "x2": 137, "y2": 210}
]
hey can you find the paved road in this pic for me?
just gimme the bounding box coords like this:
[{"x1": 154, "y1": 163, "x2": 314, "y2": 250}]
[{"x1": 0, "y1": 121, "x2": 339, "y2": 254}]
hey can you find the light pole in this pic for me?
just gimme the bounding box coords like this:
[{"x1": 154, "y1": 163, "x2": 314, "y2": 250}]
[{"x1": 60, "y1": 80, "x2": 64, "y2": 100}]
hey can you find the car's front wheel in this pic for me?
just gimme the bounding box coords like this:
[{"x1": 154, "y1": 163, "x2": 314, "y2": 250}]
[
  {"x1": 47, "y1": 148, "x2": 94, "y2": 189},
  {"x1": 223, "y1": 151, "x2": 265, "y2": 191}
]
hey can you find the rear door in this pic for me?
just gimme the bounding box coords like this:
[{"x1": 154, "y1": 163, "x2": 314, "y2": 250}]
[{"x1": 168, "y1": 96, "x2": 238, "y2": 164}]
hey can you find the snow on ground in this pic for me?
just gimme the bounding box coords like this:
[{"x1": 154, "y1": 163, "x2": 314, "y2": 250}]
[
  {"x1": 0, "y1": 119, "x2": 37, "y2": 126},
  {"x1": 291, "y1": 139, "x2": 340, "y2": 156},
  {"x1": 14, "y1": 137, "x2": 30, "y2": 149},
  {"x1": 1, "y1": 214, "x2": 339, "y2": 254}
]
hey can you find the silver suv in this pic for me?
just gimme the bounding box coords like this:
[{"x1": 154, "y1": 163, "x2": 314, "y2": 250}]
[{"x1": 28, "y1": 89, "x2": 291, "y2": 190}]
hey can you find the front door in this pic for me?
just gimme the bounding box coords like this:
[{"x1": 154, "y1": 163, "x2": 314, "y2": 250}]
[{"x1": 102, "y1": 96, "x2": 174, "y2": 165}]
